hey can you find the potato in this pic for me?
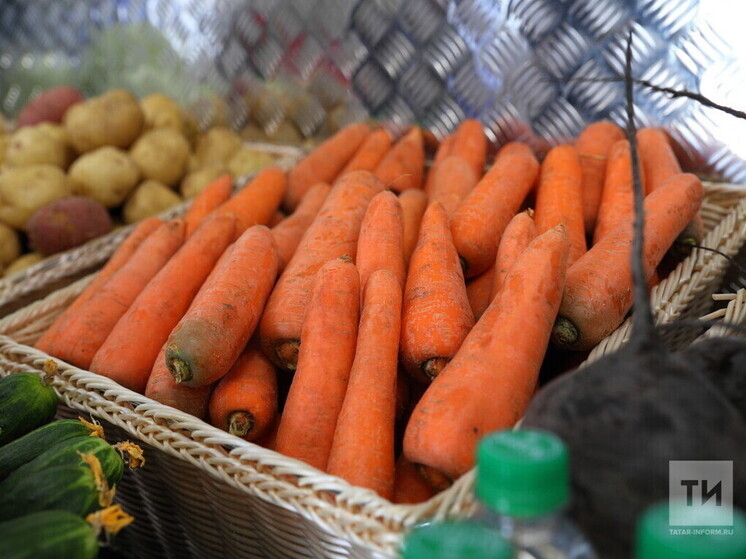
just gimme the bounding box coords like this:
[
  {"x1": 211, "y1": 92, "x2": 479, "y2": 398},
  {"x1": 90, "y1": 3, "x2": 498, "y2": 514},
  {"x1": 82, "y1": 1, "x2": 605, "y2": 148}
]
[
  {"x1": 68, "y1": 146, "x2": 140, "y2": 207},
  {"x1": 0, "y1": 165, "x2": 72, "y2": 229},
  {"x1": 123, "y1": 180, "x2": 182, "y2": 224},
  {"x1": 180, "y1": 165, "x2": 230, "y2": 199},
  {"x1": 4, "y1": 252, "x2": 45, "y2": 277},
  {"x1": 0, "y1": 135, "x2": 6, "y2": 166},
  {"x1": 266, "y1": 120, "x2": 303, "y2": 145},
  {"x1": 63, "y1": 89, "x2": 144, "y2": 153},
  {"x1": 17, "y1": 85, "x2": 85, "y2": 127},
  {"x1": 27, "y1": 196, "x2": 112, "y2": 255},
  {"x1": 240, "y1": 123, "x2": 270, "y2": 143},
  {"x1": 0, "y1": 222, "x2": 21, "y2": 272},
  {"x1": 130, "y1": 128, "x2": 190, "y2": 187},
  {"x1": 140, "y1": 93, "x2": 185, "y2": 133},
  {"x1": 228, "y1": 147, "x2": 276, "y2": 177},
  {"x1": 5, "y1": 123, "x2": 74, "y2": 169},
  {"x1": 193, "y1": 127, "x2": 242, "y2": 168}
]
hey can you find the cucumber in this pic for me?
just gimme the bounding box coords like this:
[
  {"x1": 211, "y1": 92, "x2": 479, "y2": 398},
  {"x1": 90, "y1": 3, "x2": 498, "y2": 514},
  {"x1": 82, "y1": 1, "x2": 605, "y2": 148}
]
[
  {"x1": 6, "y1": 433, "x2": 124, "y2": 486},
  {"x1": 0, "y1": 510, "x2": 98, "y2": 559},
  {"x1": 0, "y1": 464, "x2": 102, "y2": 521},
  {"x1": 0, "y1": 372, "x2": 58, "y2": 446},
  {"x1": 0, "y1": 419, "x2": 96, "y2": 480}
]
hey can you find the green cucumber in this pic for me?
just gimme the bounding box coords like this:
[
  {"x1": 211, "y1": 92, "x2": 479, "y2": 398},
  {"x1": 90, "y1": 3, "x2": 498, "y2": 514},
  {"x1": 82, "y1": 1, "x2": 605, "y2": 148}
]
[
  {"x1": 7, "y1": 434, "x2": 124, "y2": 486},
  {"x1": 0, "y1": 419, "x2": 97, "y2": 480},
  {"x1": 0, "y1": 373, "x2": 58, "y2": 446},
  {"x1": 0, "y1": 510, "x2": 98, "y2": 559},
  {"x1": 0, "y1": 464, "x2": 102, "y2": 521}
]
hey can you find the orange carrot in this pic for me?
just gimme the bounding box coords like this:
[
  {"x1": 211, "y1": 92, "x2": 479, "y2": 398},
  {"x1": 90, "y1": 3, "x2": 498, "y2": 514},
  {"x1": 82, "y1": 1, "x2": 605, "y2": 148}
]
[
  {"x1": 259, "y1": 170, "x2": 385, "y2": 371},
  {"x1": 448, "y1": 119, "x2": 487, "y2": 181},
  {"x1": 450, "y1": 141, "x2": 539, "y2": 277},
  {"x1": 213, "y1": 166, "x2": 286, "y2": 237},
  {"x1": 575, "y1": 120, "x2": 625, "y2": 234},
  {"x1": 426, "y1": 156, "x2": 478, "y2": 216},
  {"x1": 400, "y1": 203, "x2": 474, "y2": 383},
  {"x1": 166, "y1": 225, "x2": 279, "y2": 387},
  {"x1": 534, "y1": 144, "x2": 587, "y2": 266},
  {"x1": 254, "y1": 414, "x2": 281, "y2": 450},
  {"x1": 271, "y1": 182, "x2": 330, "y2": 272},
  {"x1": 393, "y1": 454, "x2": 436, "y2": 504},
  {"x1": 89, "y1": 213, "x2": 236, "y2": 392},
  {"x1": 183, "y1": 174, "x2": 233, "y2": 237},
  {"x1": 399, "y1": 189, "x2": 428, "y2": 267},
  {"x1": 356, "y1": 190, "x2": 405, "y2": 294},
  {"x1": 491, "y1": 209, "x2": 537, "y2": 300},
  {"x1": 340, "y1": 128, "x2": 393, "y2": 175},
  {"x1": 592, "y1": 140, "x2": 640, "y2": 244},
  {"x1": 208, "y1": 341, "x2": 278, "y2": 441},
  {"x1": 403, "y1": 224, "x2": 570, "y2": 486},
  {"x1": 42, "y1": 219, "x2": 185, "y2": 369},
  {"x1": 144, "y1": 344, "x2": 212, "y2": 419},
  {"x1": 274, "y1": 257, "x2": 360, "y2": 471},
  {"x1": 552, "y1": 173, "x2": 705, "y2": 351},
  {"x1": 637, "y1": 127, "x2": 681, "y2": 193},
  {"x1": 466, "y1": 266, "x2": 495, "y2": 322},
  {"x1": 284, "y1": 122, "x2": 370, "y2": 211},
  {"x1": 327, "y1": 269, "x2": 402, "y2": 500},
  {"x1": 374, "y1": 127, "x2": 425, "y2": 193},
  {"x1": 433, "y1": 133, "x2": 455, "y2": 164},
  {"x1": 268, "y1": 210, "x2": 287, "y2": 228},
  {"x1": 35, "y1": 216, "x2": 163, "y2": 353}
]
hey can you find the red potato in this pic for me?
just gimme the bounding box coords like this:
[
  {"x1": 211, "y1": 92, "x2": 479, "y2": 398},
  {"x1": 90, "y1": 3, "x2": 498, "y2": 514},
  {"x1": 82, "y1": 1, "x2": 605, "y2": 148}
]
[{"x1": 16, "y1": 86, "x2": 85, "y2": 127}]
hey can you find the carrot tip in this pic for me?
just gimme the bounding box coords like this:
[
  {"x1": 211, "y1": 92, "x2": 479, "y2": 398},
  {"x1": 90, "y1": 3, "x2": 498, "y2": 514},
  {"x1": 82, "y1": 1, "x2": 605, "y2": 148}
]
[
  {"x1": 338, "y1": 254, "x2": 353, "y2": 263},
  {"x1": 421, "y1": 357, "x2": 449, "y2": 381},
  {"x1": 414, "y1": 463, "x2": 452, "y2": 492},
  {"x1": 167, "y1": 354, "x2": 192, "y2": 384},
  {"x1": 228, "y1": 411, "x2": 254, "y2": 437},
  {"x1": 552, "y1": 316, "x2": 579, "y2": 348},
  {"x1": 275, "y1": 340, "x2": 300, "y2": 371}
]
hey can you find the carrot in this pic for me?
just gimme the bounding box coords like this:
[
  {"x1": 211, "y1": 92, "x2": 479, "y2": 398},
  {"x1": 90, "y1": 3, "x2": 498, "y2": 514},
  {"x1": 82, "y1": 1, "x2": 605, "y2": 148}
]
[
  {"x1": 423, "y1": 132, "x2": 455, "y2": 194},
  {"x1": 575, "y1": 120, "x2": 625, "y2": 234},
  {"x1": 395, "y1": 369, "x2": 411, "y2": 424},
  {"x1": 393, "y1": 453, "x2": 436, "y2": 504},
  {"x1": 399, "y1": 189, "x2": 428, "y2": 267},
  {"x1": 450, "y1": 141, "x2": 539, "y2": 277},
  {"x1": 254, "y1": 414, "x2": 281, "y2": 450},
  {"x1": 271, "y1": 182, "x2": 330, "y2": 272},
  {"x1": 374, "y1": 127, "x2": 425, "y2": 193},
  {"x1": 183, "y1": 174, "x2": 233, "y2": 237},
  {"x1": 552, "y1": 173, "x2": 705, "y2": 351},
  {"x1": 403, "y1": 224, "x2": 570, "y2": 486},
  {"x1": 89, "y1": 213, "x2": 236, "y2": 392},
  {"x1": 213, "y1": 166, "x2": 286, "y2": 237},
  {"x1": 274, "y1": 257, "x2": 360, "y2": 471},
  {"x1": 448, "y1": 119, "x2": 487, "y2": 181},
  {"x1": 340, "y1": 128, "x2": 392, "y2": 175},
  {"x1": 466, "y1": 266, "x2": 495, "y2": 322},
  {"x1": 534, "y1": 144, "x2": 587, "y2": 266},
  {"x1": 144, "y1": 344, "x2": 212, "y2": 419},
  {"x1": 356, "y1": 190, "x2": 405, "y2": 294},
  {"x1": 166, "y1": 225, "x2": 279, "y2": 387},
  {"x1": 35, "y1": 216, "x2": 163, "y2": 353},
  {"x1": 208, "y1": 341, "x2": 278, "y2": 441},
  {"x1": 425, "y1": 156, "x2": 478, "y2": 216},
  {"x1": 491, "y1": 209, "x2": 537, "y2": 299},
  {"x1": 400, "y1": 203, "x2": 474, "y2": 383},
  {"x1": 259, "y1": 170, "x2": 385, "y2": 371},
  {"x1": 284, "y1": 122, "x2": 370, "y2": 211},
  {"x1": 268, "y1": 210, "x2": 286, "y2": 228},
  {"x1": 42, "y1": 219, "x2": 185, "y2": 369},
  {"x1": 637, "y1": 127, "x2": 681, "y2": 193},
  {"x1": 592, "y1": 140, "x2": 641, "y2": 244},
  {"x1": 327, "y1": 269, "x2": 402, "y2": 500}
]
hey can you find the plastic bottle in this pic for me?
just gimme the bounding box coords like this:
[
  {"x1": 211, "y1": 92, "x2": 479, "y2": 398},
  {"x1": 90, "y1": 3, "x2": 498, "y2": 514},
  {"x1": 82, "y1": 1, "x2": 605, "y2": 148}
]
[
  {"x1": 635, "y1": 500, "x2": 746, "y2": 559},
  {"x1": 401, "y1": 520, "x2": 513, "y2": 559},
  {"x1": 473, "y1": 428, "x2": 597, "y2": 559}
]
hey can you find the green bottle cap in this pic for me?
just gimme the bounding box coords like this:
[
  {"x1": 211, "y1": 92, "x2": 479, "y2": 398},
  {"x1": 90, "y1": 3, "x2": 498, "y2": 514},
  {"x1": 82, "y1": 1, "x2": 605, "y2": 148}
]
[
  {"x1": 475, "y1": 429, "x2": 569, "y2": 517},
  {"x1": 635, "y1": 502, "x2": 746, "y2": 559},
  {"x1": 402, "y1": 521, "x2": 512, "y2": 559}
]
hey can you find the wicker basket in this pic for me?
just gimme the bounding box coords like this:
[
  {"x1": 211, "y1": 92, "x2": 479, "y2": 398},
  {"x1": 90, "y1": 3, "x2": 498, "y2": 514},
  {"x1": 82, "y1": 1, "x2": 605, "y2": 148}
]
[{"x1": 0, "y1": 181, "x2": 744, "y2": 559}]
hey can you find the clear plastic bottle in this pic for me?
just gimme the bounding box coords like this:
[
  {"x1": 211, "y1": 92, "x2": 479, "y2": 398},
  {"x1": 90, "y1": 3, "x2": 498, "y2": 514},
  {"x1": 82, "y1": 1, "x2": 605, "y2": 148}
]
[
  {"x1": 473, "y1": 428, "x2": 597, "y2": 559},
  {"x1": 635, "y1": 501, "x2": 746, "y2": 559},
  {"x1": 401, "y1": 520, "x2": 513, "y2": 559}
]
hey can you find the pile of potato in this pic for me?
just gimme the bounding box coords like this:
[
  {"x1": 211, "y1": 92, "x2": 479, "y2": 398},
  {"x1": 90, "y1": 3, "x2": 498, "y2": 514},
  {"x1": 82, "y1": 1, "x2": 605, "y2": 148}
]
[{"x1": 0, "y1": 87, "x2": 282, "y2": 278}]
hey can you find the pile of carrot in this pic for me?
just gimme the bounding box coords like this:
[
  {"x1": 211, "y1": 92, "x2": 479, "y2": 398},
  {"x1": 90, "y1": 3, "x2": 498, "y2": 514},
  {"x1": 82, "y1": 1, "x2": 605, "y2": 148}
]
[{"x1": 35, "y1": 118, "x2": 704, "y2": 502}]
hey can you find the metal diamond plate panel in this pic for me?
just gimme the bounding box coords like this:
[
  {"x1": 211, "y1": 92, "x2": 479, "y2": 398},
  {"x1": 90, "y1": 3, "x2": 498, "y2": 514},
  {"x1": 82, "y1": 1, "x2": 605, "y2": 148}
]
[{"x1": 2, "y1": 0, "x2": 746, "y2": 183}]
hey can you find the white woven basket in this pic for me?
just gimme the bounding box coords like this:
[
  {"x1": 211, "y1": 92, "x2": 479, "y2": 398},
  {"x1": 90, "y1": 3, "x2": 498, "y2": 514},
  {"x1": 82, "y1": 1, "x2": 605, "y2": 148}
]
[{"x1": 0, "y1": 181, "x2": 744, "y2": 558}]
